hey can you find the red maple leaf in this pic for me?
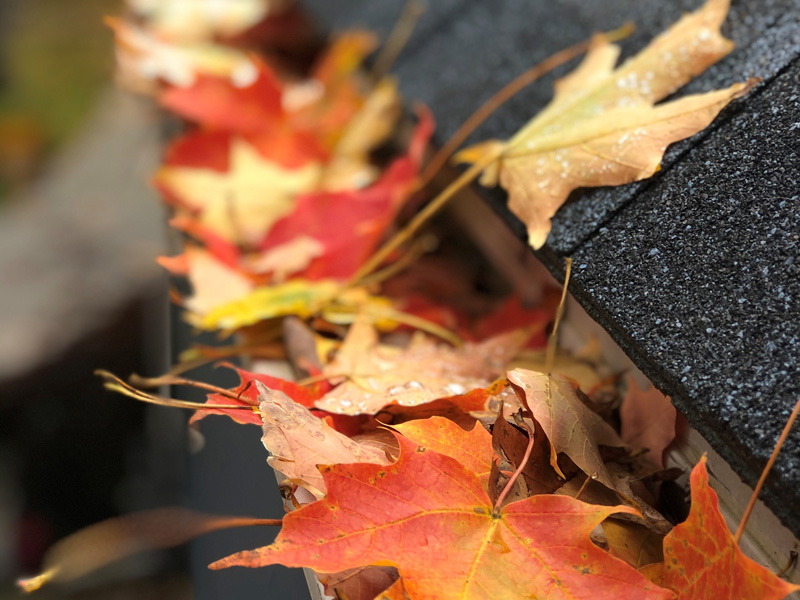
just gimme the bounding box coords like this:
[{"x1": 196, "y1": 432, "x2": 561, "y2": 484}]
[
  {"x1": 191, "y1": 363, "x2": 328, "y2": 426},
  {"x1": 661, "y1": 456, "x2": 799, "y2": 599}
]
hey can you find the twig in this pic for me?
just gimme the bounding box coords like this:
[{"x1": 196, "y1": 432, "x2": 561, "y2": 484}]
[
  {"x1": 545, "y1": 257, "x2": 572, "y2": 373},
  {"x1": 358, "y1": 234, "x2": 437, "y2": 288},
  {"x1": 776, "y1": 551, "x2": 798, "y2": 578},
  {"x1": 372, "y1": 0, "x2": 426, "y2": 79},
  {"x1": 734, "y1": 396, "x2": 800, "y2": 543}
]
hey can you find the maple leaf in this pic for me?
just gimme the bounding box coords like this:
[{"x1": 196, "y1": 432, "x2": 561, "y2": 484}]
[
  {"x1": 257, "y1": 382, "x2": 391, "y2": 498},
  {"x1": 661, "y1": 456, "x2": 799, "y2": 599},
  {"x1": 619, "y1": 375, "x2": 676, "y2": 469},
  {"x1": 315, "y1": 318, "x2": 529, "y2": 415},
  {"x1": 160, "y1": 60, "x2": 285, "y2": 135},
  {"x1": 456, "y1": 0, "x2": 755, "y2": 249},
  {"x1": 393, "y1": 417, "x2": 493, "y2": 485},
  {"x1": 507, "y1": 368, "x2": 624, "y2": 490},
  {"x1": 157, "y1": 244, "x2": 254, "y2": 317},
  {"x1": 160, "y1": 32, "x2": 379, "y2": 154},
  {"x1": 190, "y1": 363, "x2": 325, "y2": 426},
  {"x1": 155, "y1": 135, "x2": 321, "y2": 245},
  {"x1": 253, "y1": 108, "x2": 432, "y2": 281},
  {"x1": 108, "y1": 18, "x2": 257, "y2": 93},
  {"x1": 211, "y1": 433, "x2": 671, "y2": 600},
  {"x1": 192, "y1": 279, "x2": 394, "y2": 331}
]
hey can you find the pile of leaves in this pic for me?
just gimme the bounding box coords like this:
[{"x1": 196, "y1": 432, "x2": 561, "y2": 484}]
[{"x1": 18, "y1": 0, "x2": 799, "y2": 599}]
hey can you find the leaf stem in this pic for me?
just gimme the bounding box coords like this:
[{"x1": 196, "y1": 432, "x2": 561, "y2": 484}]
[
  {"x1": 372, "y1": 0, "x2": 426, "y2": 79},
  {"x1": 545, "y1": 257, "x2": 572, "y2": 373},
  {"x1": 95, "y1": 370, "x2": 257, "y2": 412},
  {"x1": 734, "y1": 395, "x2": 800, "y2": 543},
  {"x1": 494, "y1": 416, "x2": 535, "y2": 510},
  {"x1": 129, "y1": 373, "x2": 242, "y2": 399}
]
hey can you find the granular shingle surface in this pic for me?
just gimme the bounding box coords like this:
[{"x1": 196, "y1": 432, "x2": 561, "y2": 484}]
[{"x1": 306, "y1": 0, "x2": 800, "y2": 534}]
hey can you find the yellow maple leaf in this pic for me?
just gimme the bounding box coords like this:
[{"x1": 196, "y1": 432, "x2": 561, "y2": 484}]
[
  {"x1": 456, "y1": 0, "x2": 755, "y2": 249},
  {"x1": 155, "y1": 137, "x2": 321, "y2": 245}
]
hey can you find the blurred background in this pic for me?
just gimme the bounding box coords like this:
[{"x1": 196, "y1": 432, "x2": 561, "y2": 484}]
[{"x1": 0, "y1": 1, "x2": 305, "y2": 598}]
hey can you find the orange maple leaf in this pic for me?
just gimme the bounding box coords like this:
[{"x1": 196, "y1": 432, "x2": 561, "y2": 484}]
[
  {"x1": 661, "y1": 456, "x2": 799, "y2": 600},
  {"x1": 393, "y1": 416, "x2": 493, "y2": 486},
  {"x1": 211, "y1": 433, "x2": 671, "y2": 600}
]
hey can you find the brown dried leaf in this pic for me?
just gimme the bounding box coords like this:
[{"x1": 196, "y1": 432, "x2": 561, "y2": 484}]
[
  {"x1": 491, "y1": 411, "x2": 574, "y2": 496},
  {"x1": 317, "y1": 566, "x2": 399, "y2": 600},
  {"x1": 508, "y1": 368, "x2": 624, "y2": 489}
]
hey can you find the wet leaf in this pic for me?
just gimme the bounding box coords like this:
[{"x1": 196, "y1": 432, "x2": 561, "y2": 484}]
[
  {"x1": 315, "y1": 318, "x2": 528, "y2": 415},
  {"x1": 257, "y1": 382, "x2": 391, "y2": 497},
  {"x1": 457, "y1": 0, "x2": 754, "y2": 249},
  {"x1": 211, "y1": 434, "x2": 671, "y2": 600}
]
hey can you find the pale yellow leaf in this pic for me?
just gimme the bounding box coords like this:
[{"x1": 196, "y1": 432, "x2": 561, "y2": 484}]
[{"x1": 457, "y1": 0, "x2": 754, "y2": 249}]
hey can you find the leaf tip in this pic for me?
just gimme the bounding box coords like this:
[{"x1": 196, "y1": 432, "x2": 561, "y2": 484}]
[{"x1": 17, "y1": 569, "x2": 58, "y2": 593}]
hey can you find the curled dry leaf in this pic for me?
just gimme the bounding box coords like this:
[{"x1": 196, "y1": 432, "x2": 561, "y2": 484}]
[
  {"x1": 211, "y1": 434, "x2": 671, "y2": 600},
  {"x1": 620, "y1": 375, "x2": 677, "y2": 469},
  {"x1": 661, "y1": 456, "x2": 800, "y2": 600},
  {"x1": 508, "y1": 368, "x2": 625, "y2": 489},
  {"x1": 18, "y1": 508, "x2": 274, "y2": 592},
  {"x1": 257, "y1": 382, "x2": 391, "y2": 497},
  {"x1": 317, "y1": 566, "x2": 400, "y2": 600},
  {"x1": 456, "y1": 0, "x2": 755, "y2": 249},
  {"x1": 491, "y1": 409, "x2": 575, "y2": 496},
  {"x1": 315, "y1": 318, "x2": 529, "y2": 415}
]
